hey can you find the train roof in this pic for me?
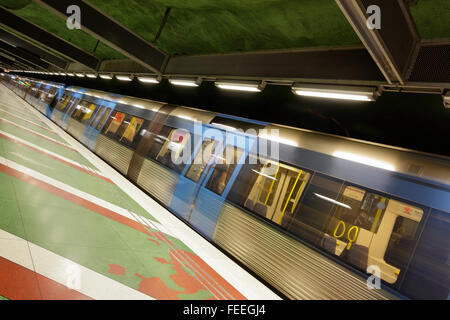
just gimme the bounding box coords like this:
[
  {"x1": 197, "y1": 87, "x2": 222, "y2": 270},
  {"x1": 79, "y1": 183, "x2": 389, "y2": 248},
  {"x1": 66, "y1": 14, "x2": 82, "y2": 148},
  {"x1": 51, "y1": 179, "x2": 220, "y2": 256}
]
[{"x1": 24, "y1": 77, "x2": 450, "y2": 186}]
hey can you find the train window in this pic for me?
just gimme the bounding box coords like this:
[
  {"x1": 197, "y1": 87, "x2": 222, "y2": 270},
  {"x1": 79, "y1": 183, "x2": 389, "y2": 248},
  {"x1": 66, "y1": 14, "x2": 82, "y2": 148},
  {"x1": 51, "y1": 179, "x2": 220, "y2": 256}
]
[
  {"x1": 153, "y1": 128, "x2": 191, "y2": 174},
  {"x1": 146, "y1": 125, "x2": 173, "y2": 160},
  {"x1": 384, "y1": 216, "x2": 420, "y2": 271},
  {"x1": 228, "y1": 154, "x2": 311, "y2": 225},
  {"x1": 90, "y1": 106, "x2": 105, "y2": 128},
  {"x1": 70, "y1": 100, "x2": 97, "y2": 124},
  {"x1": 65, "y1": 98, "x2": 79, "y2": 115},
  {"x1": 205, "y1": 145, "x2": 243, "y2": 195},
  {"x1": 44, "y1": 87, "x2": 58, "y2": 104},
  {"x1": 288, "y1": 178, "x2": 425, "y2": 284},
  {"x1": 95, "y1": 108, "x2": 110, "y2": 130},
  {"x1": 325, "y1": 186, "x2": 388, "y2": 236},
  {"x1": 55, "y1": 94, "x2": 69, "y2": 110},
  {"x1": 400, "y1": 208, "x2": 450, "y2": 299},
  {"x1": 102, "y1": 111, "x2": 125, "y2": 137},
  {"x1": 116, "y1": 115, "x2": 144, "y2": 146},
  {"x1": 185, "y1": 138, "x2": 219, "y2": 183},
  {"x1": 287, "y1": 174, "x2": 344, "y2": 246}
]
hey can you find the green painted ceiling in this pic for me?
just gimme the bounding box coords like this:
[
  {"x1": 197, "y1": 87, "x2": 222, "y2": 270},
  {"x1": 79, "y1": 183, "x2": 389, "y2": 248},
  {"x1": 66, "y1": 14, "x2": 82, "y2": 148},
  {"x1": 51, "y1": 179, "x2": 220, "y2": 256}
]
[
  {"x1": 409, "y1": 0, "x2": 450, "y2": 39},
  {"x1": 0, "y1": 0, "x2": 448, "y2": 61}
]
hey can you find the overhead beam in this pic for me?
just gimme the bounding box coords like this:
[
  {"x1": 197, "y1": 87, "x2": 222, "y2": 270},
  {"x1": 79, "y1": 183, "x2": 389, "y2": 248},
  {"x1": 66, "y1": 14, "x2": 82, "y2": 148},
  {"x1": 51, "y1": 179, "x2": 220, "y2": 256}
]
[
  {"x1": 34, "y1": 0, "x2": 168, "y2": 73},
  {"x1": 0, "y1": 6, "x2": 99, "y2": 70},
  {"x1": 0, "y1": 47, "x2": 46, "y2": 71},
  {"x1": 335, "y1": 0, "x2": 420, "y2": 85},
  {"x1": 0, "y1": 41, "x2": 50, "y2": 70},
  {"x1": 0, "y1": 53, "x2": 32, "y2": 71},
  {"x1": 164, "y1": 47, "x2": 385, "y2": 84},
  {"x1": 0, "y1": 29, "x2": 68, "y2": 70}
]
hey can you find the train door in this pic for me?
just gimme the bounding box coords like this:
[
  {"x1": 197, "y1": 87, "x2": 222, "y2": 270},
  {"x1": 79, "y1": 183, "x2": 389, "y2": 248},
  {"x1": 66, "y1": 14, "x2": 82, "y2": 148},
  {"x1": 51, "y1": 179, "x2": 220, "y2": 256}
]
[
  {"x1": 82, "y1": 103, "x2": 113, "y2": 150},
  {"x1": 51, "y1": 94, "x2": 72, "y2": 124},
  {"x1": 244, "y1": 162, "x2": 311, "y2": 225},
  {"x1": 188, "y1": 142, "x2": 246, "y2": 239},
  {"x1": 171, "y1": 128, "x2": 250, "y2": 239},
  {"x1": 170, "y1": 130, "x2": 223, "y2": 221},
  {"x1": 60, "y1": 97, "x2": 81, "y2": 128}
]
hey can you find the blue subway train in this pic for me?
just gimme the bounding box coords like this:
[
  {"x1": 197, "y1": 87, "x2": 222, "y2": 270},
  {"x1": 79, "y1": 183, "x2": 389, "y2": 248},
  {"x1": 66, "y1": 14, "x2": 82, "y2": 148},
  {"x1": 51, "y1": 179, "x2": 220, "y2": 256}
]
[{"x1": 1, "y1": 74, "x2": 449, "y2": 300}]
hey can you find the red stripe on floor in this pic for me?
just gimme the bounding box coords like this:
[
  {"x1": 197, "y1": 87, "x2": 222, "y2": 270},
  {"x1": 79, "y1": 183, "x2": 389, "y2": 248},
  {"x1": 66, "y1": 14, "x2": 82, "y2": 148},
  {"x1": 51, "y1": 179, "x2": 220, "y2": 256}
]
[
  {"x1": 0, "y1": 132, "x2": 114, "y2": 184},
  {"x1": 0, "y1": 257, "x2": 92, "y2": 300},
  {"x1": 0, "y1": 117, "x2": 77, "y2": 152},
  {"x1": 0, "y1": 163, "x2": 246, "y2": 300}
]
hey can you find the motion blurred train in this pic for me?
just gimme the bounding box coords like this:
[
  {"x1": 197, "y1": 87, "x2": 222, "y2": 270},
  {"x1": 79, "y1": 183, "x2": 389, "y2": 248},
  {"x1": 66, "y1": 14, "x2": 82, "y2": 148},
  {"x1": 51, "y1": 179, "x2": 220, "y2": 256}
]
[{"x1": 1, "y1": 73, "x2": 449, "y2": 300}]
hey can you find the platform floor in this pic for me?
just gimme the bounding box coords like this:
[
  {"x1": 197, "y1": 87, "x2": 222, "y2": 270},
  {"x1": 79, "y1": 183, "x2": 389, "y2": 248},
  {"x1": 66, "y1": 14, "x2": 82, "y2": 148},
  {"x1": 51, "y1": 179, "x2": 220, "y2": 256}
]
[{"x1": 0, "y1": 84, "x2": 280, "y2": 300}]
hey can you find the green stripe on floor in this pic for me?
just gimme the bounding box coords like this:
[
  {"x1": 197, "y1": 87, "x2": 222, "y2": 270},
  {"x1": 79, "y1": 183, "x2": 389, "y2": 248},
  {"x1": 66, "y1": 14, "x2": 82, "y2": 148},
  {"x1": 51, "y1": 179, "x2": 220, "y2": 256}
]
[
  {"x1": 0, "y1": 111, "x2": 67, "y2": 144},
  {"x1": 0, "y1": 137, "x2": 155, "y2": 221},
  {"x1": 0, "y1": 121, "x2": 97, "y2": 170},
  {"x1": 0, "y1": 105, "x2": 49, "y2": 127},
  {"x1": 0, "y1": 295, "x2": 8, "y2": 300}
]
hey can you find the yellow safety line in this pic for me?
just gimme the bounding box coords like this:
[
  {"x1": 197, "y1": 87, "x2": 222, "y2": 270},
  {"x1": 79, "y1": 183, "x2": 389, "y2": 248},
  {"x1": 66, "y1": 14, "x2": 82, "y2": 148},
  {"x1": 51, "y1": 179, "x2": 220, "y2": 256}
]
[
  {"x1": 277, "y1": 171, "x2": 301, "y2": 224},
  {"x1": 264, "y1": 163, "x2": 280, "y2": 205},
  {"x1": 371, "y1": 197, "x2": 386, "y2": 233}
]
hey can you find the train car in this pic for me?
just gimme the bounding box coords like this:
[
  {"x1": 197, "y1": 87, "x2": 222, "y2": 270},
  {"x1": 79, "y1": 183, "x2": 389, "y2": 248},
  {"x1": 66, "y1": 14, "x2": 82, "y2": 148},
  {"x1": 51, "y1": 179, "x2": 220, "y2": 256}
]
[{"x1": 1, "y1": 74, "x2": 449, "y2": 300}]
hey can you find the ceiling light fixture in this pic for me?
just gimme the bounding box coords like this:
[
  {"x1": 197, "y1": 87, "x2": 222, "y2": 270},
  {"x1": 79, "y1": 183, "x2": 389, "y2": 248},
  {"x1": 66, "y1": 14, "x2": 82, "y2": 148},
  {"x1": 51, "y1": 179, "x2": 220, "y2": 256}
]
[
  {"x1": 169, "y1": 79, "x2": 199, "y2": 87},
  {"x1": 116, "y1": 75, "x2": 133, "y2": 81},
  {"x1": 99, "y1": 74, "x2": 113, "y2": 80},
  {"x1": 215, "y1": 81, "x2": 263, "y2": 92},
  {"x1": 292, "y1": 84, "x2": 378, "y2": 102},
  {"x1": 75, "y1": 73, "x2": 85, "y2": 78},
  {"x1": 86, "y1": 73, "x2": 97, "y2": 78},
  {"x1": 138, "y1": 76, "x2": 160, "y2": 84}
]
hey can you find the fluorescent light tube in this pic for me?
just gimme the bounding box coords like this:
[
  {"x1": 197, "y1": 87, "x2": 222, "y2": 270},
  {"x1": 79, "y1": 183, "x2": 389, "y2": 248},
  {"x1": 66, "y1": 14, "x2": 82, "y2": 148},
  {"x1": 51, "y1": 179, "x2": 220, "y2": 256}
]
[
  {"x1": 86, "y1": 73, "x2": 97, "y2": 78},
  {"x1": 295, "y1": 90, "x2": 372, "y2": 101},
  {"x1": 99, "y1": 74, "x2": 112, "y2": 80},
  {"x1": 75, "y1": 73, "x2": 85, "y2": 78},
  {"x1": 293, "y1": 84, "x2": 377, "y2": 102},
  {"x1": 116, "y1": 75, "x2": 133, "y2": 81},
  {"x1": 215, "y1": 81, "x2": 261, "y2": 92},
  {"x1": 138, "y1": 76, "x2": 159, "y2": 84},
  {"x1": 169, "y1": 79, "x2": 199, "y2": 87}
]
